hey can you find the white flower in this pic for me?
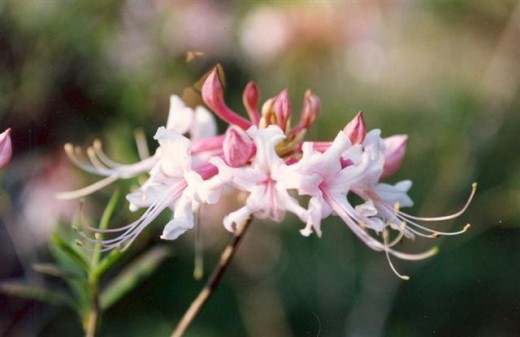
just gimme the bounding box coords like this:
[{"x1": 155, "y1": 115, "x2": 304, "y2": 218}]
[
  {"x1": 167, "y1": 95, "x2": 217, "y2": 139},
  {"x1": 124, "y1": 127, "x2": 221, "y2": 244},
  {"x1": 210, "y1": 125, "x2": 308, "y2": 232}
]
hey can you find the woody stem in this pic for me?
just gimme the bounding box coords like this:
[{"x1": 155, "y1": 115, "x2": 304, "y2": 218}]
[{"x1": 170, "y1": 217, "x2": 253, "y2": 337}]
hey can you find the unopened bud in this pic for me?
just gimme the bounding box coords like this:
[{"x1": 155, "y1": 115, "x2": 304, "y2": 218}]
[
  {"x1": 202, "y1": 68, "x2": 251, "y2": 130},
  {"x1": 243, "y1": 81, "x2": 260, "y2": 125},
  {"x1": 223, "y1": 127, "x2": 256, "y2": 167},
  {"x1": 0, "y1": 128, "x2": 12, "y2": 170},
  {"x1": 273, "y1": 89, "x2": 291, "y2": 131},
  {"x1": 381, "y1": 135, "x2": 408, "y2": 178},
  {"x1": 301, "y1": 90, "x2": 320, "y2": 128},
  {"x1": 343, "y1": 111, "x2": 366, "y2": 145}
]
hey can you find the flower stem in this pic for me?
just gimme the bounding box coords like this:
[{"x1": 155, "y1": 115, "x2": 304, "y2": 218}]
[
  {"x1": 84, "y1": 308, "x2": 99, "y2": 337},
  {"x1": 84, "y1": 276, "x2": 100, "y2": 337},
  {"x1": 170, "y1": 217, "x2": 253, "y2": 337}
]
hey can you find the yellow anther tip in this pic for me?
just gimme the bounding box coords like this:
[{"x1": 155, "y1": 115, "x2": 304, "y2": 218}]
[
  {"x1": 64, "y1": 143, "x2": 73, "y2": 152},
  {"x1": 463, "y1": 224, "x2": 471, "y2": 231}
]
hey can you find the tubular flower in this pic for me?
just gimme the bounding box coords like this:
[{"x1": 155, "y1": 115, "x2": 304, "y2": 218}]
[{"x1": 59, "y1": 67, "x2": 475, "y2": 278}]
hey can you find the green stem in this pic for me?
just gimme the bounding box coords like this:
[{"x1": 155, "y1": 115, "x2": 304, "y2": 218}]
[
  {"x1": 84, "y1": 274, "x2": 100, "y2": 337},
  {"x1": 170, "y1": 217, "x2": 253, "y2": 337}
]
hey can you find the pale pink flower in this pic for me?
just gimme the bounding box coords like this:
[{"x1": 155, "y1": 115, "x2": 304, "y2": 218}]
[
  {"x1": 167, "y1": 95, "x2": 217, "y2": 139},
  {"x1": 0, "y1": 128, "x2": 12, "y2": 170},
  {"x1": 58, "y1": 69, "x2": 475, "y2": 279},
  {"x1": 210, "y1": 125, "x2": 309, "y2": 232}
]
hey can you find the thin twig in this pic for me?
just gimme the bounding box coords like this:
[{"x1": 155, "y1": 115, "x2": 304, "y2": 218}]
[{"x1": 171, "y1": 217, "x2": 253, "y2": 337}]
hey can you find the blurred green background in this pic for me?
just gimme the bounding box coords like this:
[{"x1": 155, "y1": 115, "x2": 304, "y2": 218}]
[{"x1": 1, "y1": 1, "x2": 520, "y2": 336}]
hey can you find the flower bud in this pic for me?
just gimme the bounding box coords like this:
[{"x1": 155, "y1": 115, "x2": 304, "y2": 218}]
[
  {"x1": 381, "y1": 135, "x2": 408, "y2": 178},
  {"x1": 300, "y1": 90, "x2": 320, "y2": 128},
  {"x1": 343, "y1": 111, "x2": 366, "y2": 145},
  {"x1": 243, "y1": 81, "x2": 260, "y2": 125},
  {"x1": 223, "y1": 127, "x2": 256, "y2": 167},
  {"x1": 0, "y1": 128, "x2": 12, "y2": 170},
  {"x1": 202, "y1": 68, "x2": 251, "y2": 130},
  {"x1": 273, "y1": 89, "x2": 291, "y2": 132}
]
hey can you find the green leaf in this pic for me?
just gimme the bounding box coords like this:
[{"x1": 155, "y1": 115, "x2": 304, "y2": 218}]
[
  {"x1": 0, "y1": 280, "x2": 77, "y2": 309},
  {"x1": 99, "y1": 189, "x2": 120, "y2": 232},
  {"x1": 91, "y1": 190, "x2": 121, "y2": 268},
  {"x1": 100, "y1": 246, "x2": 172, "y2": 310},
  {"x1": 93, "y1": 248, "x2": 123, "y2": 280},
  {"x1": 51, "y1": 233, "x2": 89, "y2": 271},
  {"x1": 32, "y1": 263, "x2": 85, "y2": 280}
]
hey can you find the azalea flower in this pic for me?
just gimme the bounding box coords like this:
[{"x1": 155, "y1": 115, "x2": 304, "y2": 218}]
[
  {"x1": 210, "y1": 125, "x2": 309, "y2": 232},
  {"x1": 58, "y1": 67, "x2": 475, "y2": 278}
]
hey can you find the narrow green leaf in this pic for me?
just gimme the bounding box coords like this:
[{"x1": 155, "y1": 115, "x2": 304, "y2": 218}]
[
  {"x1": 92, "y1": 190, "x2": 121, "y2": 268},
  {"x1": 93, "y1": 248, "x2": 123, "y2": 280},
  {"x1": 0, "y1": 281, "x2": 77, "y2": 309},
  {"x1": 99, "y1": 189, "x2": 120, "y2": 232},
  {"x1": 100, "y1": 246, "x2": 172, "y2": 310},
  {"x1": 51, "y1": 233, "x2": 89, "y2": 271},
  {"x1": 32, "y1": 263, "x2": 85, "y2": 280}
]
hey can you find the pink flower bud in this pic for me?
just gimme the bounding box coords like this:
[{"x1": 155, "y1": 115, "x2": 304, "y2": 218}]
[
  {"x1": 202, "y1": 68, "x2": 252, "y2": 130},
  {"x1": 243, "y1": 81, "x2": 260, "y2": 125},
  {"x1": 343, "y1": 111, "x2": 366, "y2": 145},
  {"x1": 223, "y1": 127, "x2": 256, "y2": 167},
  {"x1": 273, "y1": 89, "x2": 291, "y2": 131},
  {"x1": 0, "y1": 128, "x2": 12, "y2": 170},
  {"x1": 381, "y1": 135, "x2": 408, "y2": 179},
  {"x1": 300, "y1": 90, "x2": 320, "y2": 128}
]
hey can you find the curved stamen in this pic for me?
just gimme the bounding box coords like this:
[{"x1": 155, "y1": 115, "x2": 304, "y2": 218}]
[
  {"x1": 87, "y1": 147, "x2": 110, "y2": 171},
  {"x1": 64, "y1": 144, "x2": 107, "y2": 175},
  {"x1": 325, "y1": 192, "x2": 442, "y2": 278},
  {"x1": 93, "y1": 140, "x2": 126, "y2": 168},
  {"x1": 383, "y1": 230, "x2": 409, "y2": 280},
  {"x1": 134, "y1": 129, "x2": 150, "y2": 160},
  {"x1": 78, "y1": 185, "x2": 179, "y2": 251},
  {"x1": 398, "y1": 183, "x2": 477, "y2": 222},
  {"x1": 56, "y1": 175, "x2": 119, "y2": 200}
]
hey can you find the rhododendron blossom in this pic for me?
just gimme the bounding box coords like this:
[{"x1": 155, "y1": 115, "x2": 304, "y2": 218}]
[{"x1": 58, "y1": 67, "x2": 475, "y2": 278}]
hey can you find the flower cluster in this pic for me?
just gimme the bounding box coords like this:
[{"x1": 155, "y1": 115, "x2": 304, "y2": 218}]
[{"x1": 58, "y1": 68, "x2": 475, "y2": 279}]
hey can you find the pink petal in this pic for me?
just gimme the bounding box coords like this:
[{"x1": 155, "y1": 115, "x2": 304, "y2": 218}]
[
  {"x1": 202, "y1": 68, "x2": 251, "y2": 130},
  {"x1": 0, "y1": 128, "x2": 12, "y2": 170},
  {"x1": 243, "y1": 81, "x2": 260, "y2": 125},
  {"x1": 343, "y1": 111, "x2": 366, "y2": 145},
  {"x1": 381, "y1": 135, "x2": 408, "y2": 179},
  {"x1": 223, "y1": 127, "x2": 256, "y2": 167}
]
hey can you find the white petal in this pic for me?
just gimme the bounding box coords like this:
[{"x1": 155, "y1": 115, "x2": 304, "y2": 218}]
[
  {"x1": 191, "y1": 106, "x2": 217, "y2": 139},
  {"x1": 374, "y1": 181, "x2": 414, "y2": 208},
  {"x1": 154, "y1": 127, "x2": 191, "y2": 176},
  {"x1": 247, "y1": 125, "x2": 285, "y2": 172},
  {"x1": 166, "y1": 95, "x2": 194, "y2": 134},
  {"x1": 223, "y1": 206, "x2": 252, "y2": 232},
  {"x1": 184, "y1": 171, "x2": 222, "y2": 204},
  {"x1": 161, "y1": 193, "x2": 194, "y2": 240}
]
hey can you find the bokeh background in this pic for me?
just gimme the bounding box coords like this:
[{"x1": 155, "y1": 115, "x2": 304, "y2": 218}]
[{"x1": 1, "y1": 1, "x2": 520, "y2": 336}]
